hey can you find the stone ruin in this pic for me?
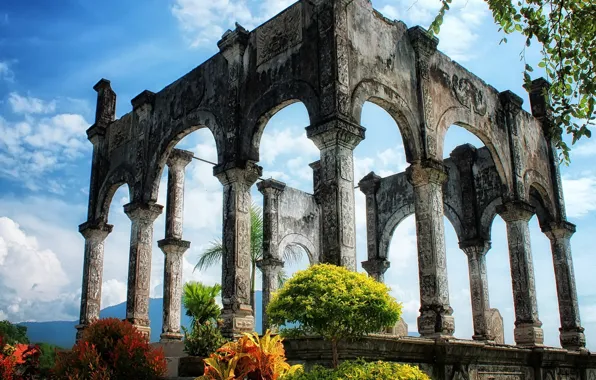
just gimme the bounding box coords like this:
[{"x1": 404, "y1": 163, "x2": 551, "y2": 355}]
[{"x1": 77, "y1": 0, "x2": 596, "y2": 377}]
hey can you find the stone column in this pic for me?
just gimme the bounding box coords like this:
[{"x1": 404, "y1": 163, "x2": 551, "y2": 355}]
[
  {"x1": 543, "y1": 221, "x2": 586, "y2": 350},
  {"x1": 76, "y1": 221, "x2": 113, "y2": 340},
  {"x1": 158, "y1": 149, "x2": 193, "y2": 341},
  {"x1": 460, "y1": 239, "x2": 493, "y2": 341},
  {"x1": 124, "y1": 202, "x2": 163, "y2": 338},
  {"x1": 406, "y1": 159, "x2": 454, "y2": 337},
  {"x1": 497, "y1": 201, "x2": 544, "y2": 347},
  {"x1": 256, "y1": 258, "x2": 284, "y2": 332},
  {"x1": 306, "y1": 118, "x2": 364, "y2": 270},
  {"x1": 214, "y1": 161, "x2": 262, "y2": 338}
]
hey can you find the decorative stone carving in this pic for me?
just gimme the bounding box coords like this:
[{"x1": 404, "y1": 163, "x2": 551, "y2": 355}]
[
  {"x1": 452, "y1": 75, "x2": 487, "y2": 116},
  {"x1": 486, "y1": 308, "x2": 505, "y2": 344},
  {"x1": 257, "y1": 4, "x2": 303, "y2": 65}
]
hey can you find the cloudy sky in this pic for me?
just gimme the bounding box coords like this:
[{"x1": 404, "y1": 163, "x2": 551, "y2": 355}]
[{"x1": 0, "y1": 0, "x2": 595, "y2": 350}]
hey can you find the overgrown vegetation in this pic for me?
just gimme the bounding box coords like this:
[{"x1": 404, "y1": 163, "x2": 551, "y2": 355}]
[
  {"x1": 267, "y1": 264, "x2": 402, "y2": 368},
  {"x1": 431, "y1": 0, "x2": 596, "y2": 162},
  {"x1": 286, "y1": 360, "x2": 430, "y2": 380}
]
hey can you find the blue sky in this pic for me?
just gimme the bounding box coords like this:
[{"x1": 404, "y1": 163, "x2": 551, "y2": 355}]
[{"x1": 0, "y1": 0, "x2": 595, "y2": 350}]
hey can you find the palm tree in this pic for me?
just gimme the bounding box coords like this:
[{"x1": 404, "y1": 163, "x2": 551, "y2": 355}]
[{"x1": 194, "y1": 203, "x2": 304, "y2": 310}]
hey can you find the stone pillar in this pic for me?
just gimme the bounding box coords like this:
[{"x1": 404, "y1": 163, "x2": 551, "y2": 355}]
[
  {"x1": 406, "y1": 159, "x2": 454, "y2": 337},
  {"x1": 124, "y1": 202, "x2": 163, "y2": 338},
  {"x1": 76, "y1": 221, "x2": 113, "y2": 340},
  {"x1": 543, "y1": 221, "x2": 586, "y2": 350},
  {"x1": 257, "y1": 179, "x2": 287, "y2": 332},
  {"x1": 497, "y1": 201, "x2": 544, "y2": 347},
  {"x1": 359, "y1": 172, "x2": 391, "y2": 282},
  {"x1": 214, "y1": 161, "x2": 262, "y2": 338},
  {"x1": 158, "y1": 149, "x2": 193, "y2": 341},
  {"x1": 460, "y1": 239, "x2": 493, "y2": 341},
  {"x1": 306, "y1": 118, "x2": 364, "y2": 270}
]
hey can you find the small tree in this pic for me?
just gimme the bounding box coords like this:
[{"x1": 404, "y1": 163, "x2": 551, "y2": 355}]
[{"x1": 267, "y1": 264, "x2": 402, "y2": 368}]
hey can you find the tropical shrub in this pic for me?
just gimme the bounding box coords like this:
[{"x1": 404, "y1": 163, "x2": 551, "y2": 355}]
[
  {"x1": 285, "y1": 360, "x2": 430, "y2": 380},
  {"x1": 267, "y1": 264, "x2": 402, "y2": 367},
  {"x1": 0, "y1": 321, "x2": 29, "y2": 345},
  {"x1": 0, "y1": 335, "x2": 41, "y2": 380},
  {"x1": 52, "y1": 318, "x2": 166, "y2": 380},
  {"x1": 182, "y1": 282, "x2": 227, "y2": 357},
  {"x1": 198, "y1": 330, "x2": 301, "y2": 380}
]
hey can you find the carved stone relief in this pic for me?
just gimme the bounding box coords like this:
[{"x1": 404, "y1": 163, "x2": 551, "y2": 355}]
[{"x1": 257, "y1": 4, "x2": 303, "y2": 65}]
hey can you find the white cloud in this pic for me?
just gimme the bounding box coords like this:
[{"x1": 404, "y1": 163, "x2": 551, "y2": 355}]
[
  {"x1": 8, "y1": 93, "x2": 57, "y2": 115},
  {"x1": 379, "y1": 5, "x2": 399, "y2": 20},
  {"x1": 259, "y1": 127, "x2": 318, "y2": 166},
  {"x1": 0, "y1": 61, "x2": 14, "y2": 82},
  {"x1": 562, "y1": 176, "x2": 596, "y2": 218},
  {"x1": 101, "y1": 279, "x2": 127, "y2": 308}
]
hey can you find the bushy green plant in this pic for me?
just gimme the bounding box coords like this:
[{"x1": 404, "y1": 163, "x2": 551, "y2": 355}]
[
  {"x1": 267, "y1": 264, "x2": 402, "y2": 367},
  {"x1": 285, "y1": 359, "x2": 430, "y2": 380},
  {"x1": 183, "y1": 320, "x2": 227, "y2": 358},
  {"x1": 0, "y1": 321, "x2": 29, "y2": 345}
]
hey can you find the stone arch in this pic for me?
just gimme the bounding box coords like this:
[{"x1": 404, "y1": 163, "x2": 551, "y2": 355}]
[
  {"x1": 527, "y1": 179, "x2": 556, "y2": 229},
  {"x1": 437, "y1": 108, "x2": 509, "y2": 190},
  {"x1": 443, "y1": 202, "x2": 465, "y2": 243},
  {"x1": 380, "y1": 204, "x2": 415, "y2": 259},
  {"x1": 146, "y1": 109, "x2": 222, "y2": 202},
  {"x1": 278, "y1": 233, "x2": 318, "y2": 265},
  {"x1": 245, "y1": 80, "x2": 320, "y2": 162},
  {"x1": 479, "y1": 196, "x2": 504, "y2": 242},
  {"x1": 95, "y1": 165, "x2": 135, "y2": 222},
  {"x1": 351, "y1": 79, "x2": 421, "y2": 162}
]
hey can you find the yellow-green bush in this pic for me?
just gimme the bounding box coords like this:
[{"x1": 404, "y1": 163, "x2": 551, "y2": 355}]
[{"x1": 285, "y1": 360, "x2": 430, "y2": 380}]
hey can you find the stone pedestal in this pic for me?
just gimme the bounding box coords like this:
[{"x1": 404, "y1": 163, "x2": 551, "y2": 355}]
[
  {"x1": 214, "y1": 161, "x2": 261, "y2": 337},
  {"x1": 544, "y1": 221, "x2": 586, "y2": 350},
  {"x1": 497, "y1": 201, "x2": 543, "y2": 347},
  {"x1": 124, "y1": 202, "x2": 163, "y2": 338},
  {"x1": 76, "y1": 221, "x2": 113, "y2": 340},
  {"x1": 256, "y1": 258, "x2": 284, "y2": 332},
  {"x1": 306, "y1": 118, "x2": 364, "y2": 270},
  {"x1": 407, "y1": 159, "x2": 454, "y2": 338},
  {"x1": 460, "y1": 239, "x2": 492, "y2": 341}
]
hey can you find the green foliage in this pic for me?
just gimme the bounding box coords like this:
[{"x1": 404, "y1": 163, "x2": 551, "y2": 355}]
[
  {"x1": 183, "y1": 282, "x2": 222, "y2": 325},
  {"x1": 285, "y1": 360, "x2": 430, "y2": 380},
  {"x1": 430, "y1": 0, "x2": 595, "y2": 163},
  {"x1": 0, "y1": 321, "x2": 29, "y2": 345},
  {"x1": 267, "y1": 264, "x2": 402, "y2": 367},
  {"x1": 36, "y1": 342, "x2": 60, "y2": 376},
  {"x1": 183, "y1": 321, "x2": 227, "y2": 358}
]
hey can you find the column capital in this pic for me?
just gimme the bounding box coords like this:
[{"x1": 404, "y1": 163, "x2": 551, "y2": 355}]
[
  {"x1": 78, "y1": 221, "x2": 113, "y2": 242},
  {"x1": 167, "y1": 148, "x2": 194, "y2": 170},
  {"x1": 218, "y1": 23, "x2": 250, "y2": 62},
  {"x1": 213, "y1": 160, "x2": 262, "y2": 186},
  {"x1": 529, "y1": 77, "x2": 551, "y2": 121},
  {"x1": 459, "y1": 239, "x2": 491, "y2": 258},
  {"x1": 543, "y1": 221, "x2": 576, "y2": 241},
  {"x1": 361, "y1": 258, "x2": 390, "y2": 276},
  {"x1": 499, "y1": 90, "x2": 524, "y2": 116},
  {"x1": 158, "y1": 238, "x2": 191, "y2": 255},
  {"x1": 123, "y1": 202, "x2": 163, "y2": 223},
  {"x1": 406, "y1": 159, "x2": 448, "y2": 187},
  {"x1": 257, "y1": 178, "x2": 287, "y2": 195},
  {"x1": 358, "y1": 172, "x2": 382, "y2": 195},
  {"x1": 496, "y1": 201, "x2": 535, "y2": 222},
  {"x1": 256, "y1": 258, "x2": 284, "y2": 271},
  {"x1": 306, "y1": 117, "x2": 365, "y2": 150},
  {"x1": 407, "y1": 26, "x2": 439, "y2": 61}
]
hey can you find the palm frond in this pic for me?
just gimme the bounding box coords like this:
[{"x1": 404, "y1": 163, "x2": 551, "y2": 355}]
[
  {"x1": 277, "y1": 270, "x2": 288, "y2": 289},
  {"x1": 194, "y1": 239, "x2": 223, "y2": 272},
  {"x1": 250, "y1": 203, "x2": 264, "y2": 262},
  {"x1": 282, "y1": 243, "x2": 306, "y2": 265}
]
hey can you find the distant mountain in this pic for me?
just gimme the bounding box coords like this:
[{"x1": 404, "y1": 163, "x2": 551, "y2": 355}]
[{"x1": 21, "y1": 291, "x2": 264, "y2": 348}]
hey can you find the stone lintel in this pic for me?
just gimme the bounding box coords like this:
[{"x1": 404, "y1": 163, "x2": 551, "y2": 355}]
[
  {"x1": 496, "y1": 201, "x2": 535, "y2": 223},
  {"x1": 123, "y1": 202, "x2": 163, "y2": 222},
  {"x1": 407, "y1": 26, "x2": 439, "y2": 59},
  {"x1": 131, "y1": 90, "x2": 156, "y2": 110},
  {"x1": 213, "y1": 160, "x2": 262, "y2": 186},
  {"x1": 306, "y1": 117, "x2": 365, "y2": 150},
  {"x1": 361, "y1": 258, "x2": 390, "y2": 275},
  {"x1": 543, "y1": 220, "x2": 576, "y2": 240},
  {"x1": 358, "y1": 171, "x2": 381, "y2": 195},
  {"x1": 499, "y1": 90, "x2": 524, "y2": 114},
  {"x1": 79, "y1": 221, "x2": 113, "y2": 240},
  {"x1": 167, "y1": 148, "x2": 194, "y2": 168},
  {"x1": 217, "y1": 23, "x2": 250, "y2": 61},
  {"x1": 257, "y1": 178, "x2": 287, "y2": 194},
  {"x1": 256, "y1": 257, "x2": 284, "y2": 270},
  {"x1": 406, "y1": 159, "x2": 448, "y2": 187},
  {"x1": 158, "y1": 238, "x2": 191, "y2": 254}
]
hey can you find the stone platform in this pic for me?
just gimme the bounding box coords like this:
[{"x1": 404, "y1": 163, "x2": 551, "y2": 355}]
[{"x1": 284, "y1": 336, "x2": 596, "y2": 379}]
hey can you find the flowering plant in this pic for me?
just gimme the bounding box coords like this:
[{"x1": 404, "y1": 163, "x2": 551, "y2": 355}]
[{"x1": 0, "y1": 336, "x2": 41, "y2": 380}]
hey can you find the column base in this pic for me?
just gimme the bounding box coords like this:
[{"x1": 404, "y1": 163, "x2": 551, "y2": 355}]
[
  {"x1": 75, "y1": 324, "x2": 87, "y2": 342},
  {"x1": 221, "y1": 305, "x2": 254, "y2": 338},
  {"x1": 514, "y1": 324, "x2": 544, "y2": 347},
  {"x1": 418, "y1": 309, "x2": 455, "y2": 338},
  {"x1": 132, "y1": 324, "x2": 152, "y2": 340},
  {"x1": 160, "y1": 332, "x2": 183, "y2": 342},
  {"x1": 560, "y1": 328, "x2": 586, "y2": 351}
]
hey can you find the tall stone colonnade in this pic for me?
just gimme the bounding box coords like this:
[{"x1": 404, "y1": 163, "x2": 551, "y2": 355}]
[{"x1": 77, "y1": 0, "x2": 586, "y2": 352}]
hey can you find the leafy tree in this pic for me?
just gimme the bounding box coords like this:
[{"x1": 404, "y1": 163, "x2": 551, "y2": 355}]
[
  {"x1": 182, "y1": 282, "x2": 222, "y2": 325},
  {"x1": 195, "y1": 203, "x2": 305, "y2": 310},
  {"x1": 430, "y1": 0, "x2": 595, "y2": 162},
  {"x1": 0, "y1": 320, "x2": 29, "y2": 345},
  {"x1": 267, "y1": 264, "x2": 402, "y2": 368}
]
